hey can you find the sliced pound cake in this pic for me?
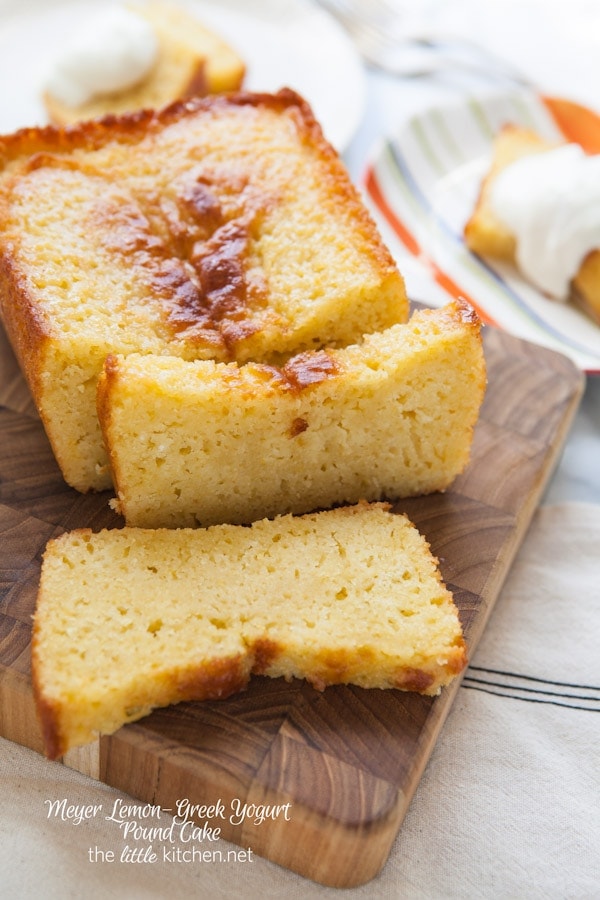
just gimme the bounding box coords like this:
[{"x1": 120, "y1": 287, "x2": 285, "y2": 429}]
[
  {"x1": 0, "y1": 89, "x2": 407, "y2": 492},
  {"x1": 98, "y1": 300, "x2": 486, "y2": 528},
  {"x1": 32, "y1": 502, "x2": 467, "y2": 759}
]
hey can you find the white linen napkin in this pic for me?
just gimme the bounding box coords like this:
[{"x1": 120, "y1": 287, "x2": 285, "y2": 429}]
[{"x1": 1, "y1": 502, "x2": 599, "y2": 899}]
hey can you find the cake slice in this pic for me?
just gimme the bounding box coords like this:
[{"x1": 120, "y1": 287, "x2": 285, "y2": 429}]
[
  {"x1": 44, "y1": 1, "x2": 246, "y2": 125},
  {"x1": 464, "y1": 125, "x2": 550, "y2": 262},
  {"x1": 98, "y1": 300, "x2": 486, "y2": 528},
  {"x1": 32, "y1": 502, "x2": 467, "y2": 759},
  {"x1": 464, "y1": 124, "x2": 600, "y2": 324},
  {"x1": 0, "y1": 89, "x2": 407, "y2": 491}
]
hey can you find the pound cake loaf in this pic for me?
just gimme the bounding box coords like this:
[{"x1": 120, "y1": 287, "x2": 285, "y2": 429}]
[
  {"x1": 464, "y1": 124, "x2": 600, "y2": 324},
  {"x1": 44, "y1": 2, "x2": 246, "y2": 125},
  {"x1": 98, "y1": 300, "x2": 486, "y2": 528},
  {"x1": 32, "y1": 502, "x2": 467, "y2": 759},
  {"x1": 0, "y1": 89, "x2": 407, "y2": 491}
]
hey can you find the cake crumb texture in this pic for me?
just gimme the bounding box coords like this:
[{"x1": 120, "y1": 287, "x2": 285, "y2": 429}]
[
  {"x1": 32, "y1": 503, "x2": 467, "y2": 759},
  {"x1": 98, "y1": 300, "x2": 486, "y2": 528}
]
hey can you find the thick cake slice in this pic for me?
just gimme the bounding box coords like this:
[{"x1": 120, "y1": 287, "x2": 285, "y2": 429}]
[
  {"x1": 32, "y1": 503, "x2": 467, "y2": 759},
  {"x1": 98, "y1": 300, "x2": 486, "y2": 528},
  {"x1": 0, "y1": 89, "x2": 407, "y2": 491}
]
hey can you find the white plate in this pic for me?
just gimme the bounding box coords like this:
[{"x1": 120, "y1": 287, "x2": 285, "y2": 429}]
[
  {"x1": 0, "y1": 0, "x2": 366, "y2": 152},
  {"x1": 364, "y1": 88, "x2": 600, "y2": 373}
]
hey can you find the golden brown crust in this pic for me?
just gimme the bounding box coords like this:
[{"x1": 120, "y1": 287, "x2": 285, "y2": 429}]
[
  {"x1": 393, "y1": 668, "x2": 436, "y2": 693},
  {"x1": 102, "y1": 186, "x2": 271, "y2": 351},
  {"x1": 0, "y1": 87, "x2": 401, "y2": 355},
  {"x1": 308, "y1": 647, "x2": 378, "y2": 691},
  {"x1": 250, "y1": 638, "x2": 283, "y2": 676},
  {"x1": 449, "y1": 641, "x2": 469, "y2": 675},
  {"x1": 411, "y1": 297, "x2": 483, "y2": 336},
  {"x1": 0, "y1": 244, "x2": 50, "y2": 407},
  {"x1": 30, "y1": 571, "x2": 66, "y2": 761},
  {"x1": 41, "y1": 0, "x2": 224, "y2": 127},
  {"x1": 0, "y1": 88, "x2": 401, "y2": 288},
  {"x1": 168, "y1": 654, "x2": 250, "y2": 704},
  {"x1": 302, "y1": 649, "x2": 467, "y2": 695},
  {"x1": 0, "y1": 90, "x2": 318, "y2": 169},
  {"x1": 452, "y1": 296, "x2": 482, "y2": 328},
  {"x1": 33, "y1": 654, "x2": 251, "y2": 761},
  {"x1": 279, "y1": 350, "x2": 342, "y2": 390}
]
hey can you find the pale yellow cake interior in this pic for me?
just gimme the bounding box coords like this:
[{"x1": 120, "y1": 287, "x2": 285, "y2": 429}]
[
  {"x1": 98, "y1": 301, "x2": 486, "y2": 528},
  {"x1": 32, "y1": 504, "x2": 467, "y2": 758}
]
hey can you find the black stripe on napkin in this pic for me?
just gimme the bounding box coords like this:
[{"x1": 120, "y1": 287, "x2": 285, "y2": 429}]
[{"x1": 461, "y1": 666, "x2": 600, "y2": 712}]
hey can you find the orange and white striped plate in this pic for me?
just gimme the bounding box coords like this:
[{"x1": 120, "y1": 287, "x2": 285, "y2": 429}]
[{"x1": 363, "y1": 89, "x2": 600, "y2": 373}]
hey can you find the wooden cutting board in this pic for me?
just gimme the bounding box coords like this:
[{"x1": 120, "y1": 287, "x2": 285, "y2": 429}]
[{"x1": 0, "y1": 314, "x2": 584, "y2": 888}]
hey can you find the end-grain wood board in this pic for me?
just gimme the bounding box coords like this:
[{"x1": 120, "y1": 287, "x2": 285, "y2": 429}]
[{"x1": 0, "y1": 314, "x2": 584, "y2": 888}]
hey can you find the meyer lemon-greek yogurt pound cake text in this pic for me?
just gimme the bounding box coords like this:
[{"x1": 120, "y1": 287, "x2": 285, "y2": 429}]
[
  {"x1": 0, "y1": 89, "x2": 408, "y2": 491},
  {"x1": 32, "y1": 503, "x2": 467, "y2": 759},
  {"x1": 98, "y1": 301, "x2": 486, "y2": 528}
]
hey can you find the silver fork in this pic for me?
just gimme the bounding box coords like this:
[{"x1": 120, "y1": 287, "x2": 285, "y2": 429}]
[{"x1": 314, "y1": 0, "x2": 532, "y2": 85}]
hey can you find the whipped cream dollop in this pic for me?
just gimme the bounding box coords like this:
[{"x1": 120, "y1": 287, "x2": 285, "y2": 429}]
[
  {"x1": 489, "y1": 143, "x2": 600, "y2": 299},
  {"x1": 46, "y1": 7, "x2": 159, "y2": 108}
]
